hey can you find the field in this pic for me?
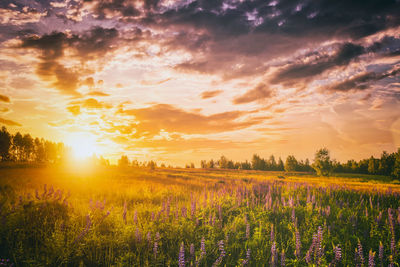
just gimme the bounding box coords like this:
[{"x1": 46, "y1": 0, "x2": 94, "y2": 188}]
[{"x1": 1, "y1": 166, "x2": 400, "y2": 266}]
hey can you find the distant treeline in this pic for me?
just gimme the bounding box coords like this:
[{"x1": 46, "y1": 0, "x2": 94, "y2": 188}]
[
  {"x1": 0, "y1": 126, "x2": 66, "y2": 163},
  {"x1": 198, "y1": 149, "x2": 400, "y2": 178}
]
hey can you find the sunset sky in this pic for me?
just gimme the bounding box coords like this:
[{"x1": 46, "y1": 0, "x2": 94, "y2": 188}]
[{"x1": 0, "y1": 0, "x2": 400, "y2": 165}]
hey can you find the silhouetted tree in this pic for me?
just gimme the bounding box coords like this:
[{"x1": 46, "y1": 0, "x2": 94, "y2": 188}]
[
  {"x1": 277, "y1": 157, "x2": 284, "y2": 171},
  {"x1": 0, "y1": 127, "x2": 11, "y2": 161},
  {"x1": 118, "y1": 155, "x2": 130, "y2": 167},
  {"x1": 200, "y1": 160, "x2": 207, "y2": 168}
]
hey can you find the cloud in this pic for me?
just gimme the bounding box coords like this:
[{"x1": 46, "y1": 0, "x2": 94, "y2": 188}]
[
  {"x1": 117, "y1": 104, "x2": 266, "y2": 136},
  {"x1": 67, "y1": 98, "x2": 112, "y2": 115},
  {"x1": 0, "y1": 94, "x2": 10, "y2": 103},
  {"x1": 233, "y1": 83, "x2": 274, "y2": 104},
  {"x1": 19, "y1": 27, "x2": 119, "y2": 94},
  {"x1": 323, "y1": 67, "x2": 400, "y2": 92},
  {"x1": 200, "y1": 90, "x2": 222, "y2": 99},
  {"x1": 0, "y1": 7, "x2": 46, "y2": 25},
  {"x1": 270, "y1": 43, "x2": 365, "y2": 86},
  {"x1": 87, "y1": 91, "x2": 110, "y2": 97},
  {"x1": 0, "y1": 117, "x2": 21, "y2": 126},
  {"x1": 140, "y1": 78, "x2": 172, "y2": 86}
]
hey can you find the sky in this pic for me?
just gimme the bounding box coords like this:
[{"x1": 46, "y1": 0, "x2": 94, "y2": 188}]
[{"x1": 0, "y1": 0, "x2": 400, "y2": 165}]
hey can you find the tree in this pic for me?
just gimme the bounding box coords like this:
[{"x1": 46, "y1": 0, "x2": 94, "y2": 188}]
[
  {"x1": 13, "y1": 132, "x2": 23, "y2": 161},
  {"x1": 207, "y1": 159, "x2": 215, "y2": 168},
  {"x1": 368, "y1": 157, "x2": 379, "y2": 174},
  {"x1": 148, "y1": 160, "x2": 156, "y2": 170},
  {"x1": 219, "y1": 155, "x2": 228, "y2": 169},
  {"x1": 312, "y1": 148, "x2": 333, "y2": 176},
  {"x1": 200, "y1": 160, "x2": 207, "y2": 168},
  {"x1": 285, "y1": 155, "x2": 298, "y2": 172},
  {"x1": 0, "y1": 126, "x2": 11, "y2": 161},
  {"x1": 392, "y1": 148, "x2": 400, "y2": 178},
  {"x1": 277, "y1": 157, "x2": 284, "y2": 171},
  {"x1": 118, "y1": 155, "x2": 130, "y2": 167},
  {"x1": 268, "y1": 155, "x2": 277, "y2": 170}
]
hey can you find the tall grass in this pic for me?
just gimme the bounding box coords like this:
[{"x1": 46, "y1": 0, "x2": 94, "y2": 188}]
[{"x1": 0, "y1": 166, "x2": 399, "y2": 266}]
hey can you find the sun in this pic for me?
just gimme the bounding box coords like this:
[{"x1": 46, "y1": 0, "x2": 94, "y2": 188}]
[{"x1": 66, "y1": 133, "x2": 102, "y2": 160}]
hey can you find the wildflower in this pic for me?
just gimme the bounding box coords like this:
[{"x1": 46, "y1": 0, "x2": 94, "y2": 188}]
[
  {"x1": 271, "y1": 241, "x2": 277, "y2": 267},
  {"x1": 378, "y1": 242, "x2": 383, "y2": 264},
  {"x1": 179, "y1": 242, "x2": 185, "y2": 267},
  {"x1": 368, "y1": 250, "x2": 375, "y2": 267},
  {"x1": 242, "y1": 248, "x2": 251, "y2": 266},
  {"x1": 281, "y1": 249, "x2": 285, "y2": 267},
  {"x1": 212, "y1": 240, "x2": 226, "y2": 267},
  {"x1": 196, "y1": 237, "x2": 206, "y2": 267},
  {"x1": 73, "y1": 214, "x2": 92, "y2": 244},
  {"x1": 295, "y1": 230, "x2": 301, "y2": 259},
  {"x1": 246, "y1": 222, "x2": 250, "y2": 239}
]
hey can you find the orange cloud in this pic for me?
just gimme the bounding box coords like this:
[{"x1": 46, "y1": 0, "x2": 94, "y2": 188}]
[
  {"x1": 0, "y1": 94, "x2": 10, "y2": 103},
  {"x1": 0, "y1": 117, "x2": 21, "y2": 126}
]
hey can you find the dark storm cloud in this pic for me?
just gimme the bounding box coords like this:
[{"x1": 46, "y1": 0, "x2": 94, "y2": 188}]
[
  {"x1": 19, "y1": 27, "x2": 119, "y2": 94},
  {"x1": 322, "y1": 67, "x2": 400, "y2": 92},
  {"x1": 270, "y1": 43, "x2": 365, "y2": 85}
]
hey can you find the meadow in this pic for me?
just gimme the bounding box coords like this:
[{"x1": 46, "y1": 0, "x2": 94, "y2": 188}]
[{"x1": 1, "y1": 166, "x2": 400, "y2": 266}]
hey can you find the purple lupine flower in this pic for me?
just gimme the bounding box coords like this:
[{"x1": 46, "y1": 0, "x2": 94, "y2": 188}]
[
  {"x1": 35, "y1": 189, "x2": 40, "y2": 200},
  {"x1": 179, "y1": 242, "x2": 185, "y2": 267},
  {"x1": 271, "y1": 241, "x2": 277, "y2": 267},
  {"x1": 190, "y1": 243, "x2": 195, "y2": 260},
  {"x1": 391, "y1": 236, "x2": 396, "y2": 256},
  {"x1": 316, "y1": 226, "x2": 324, "y2": 264},
  {"x1": 212, "y1": 240, "x2": 226, "y2": 267},
  {"x1": 368, "y1": 250, "x2": 375, "y2": 267},
  {"x1": 135, "y1": 228, "x2": 142, "y2": 242},
  {"x1": 291, "y1": 208, "x2": 295, "y2": 223},
  {"x1": 191, "y1": 199, "x2": 196, "y2": 217},
  {"x1": 196, "y1": 237, "x2": 206, "y2": 267},
  {"x1": 242, "y1": 248, "x2": 251, "y2": 266},
  {"x1": 166, "y1": 200, "x2": 170, "y2": 218},
  {"x1": 182, "y1": 207, "x2": 187, "y2": 218},
  {"x1": 281, "y1": 249, "x2": 285, "y2": 267},
  {"x1": 133, "y1": 210, "x2": 138, "y2": 224},
  {"x1": 122, "y1": 201, "x2": 127, "y2": 224},
  {"x1": 270, "y1": 224, "x2": 275, "y2": 243},
  {"x1": 246, "y1": 222, "x2": 250, "y2": 239},
  {"x1": 295, "y1": 230, "x2": 301, "y2": 259},
  {"x1": 333, "y1": 245, "x2": 341, "y2": 263},
  {"x1": 153, "y1": 241, "x2": 158, "y2": 259},
  {"x1": 388, "y1": 255, "x2": 394, "y2": 267},
  {"x1": 73, "y1": 214, "x2": 92, "y2": 244},
  {"x1": 356, "y1": 240, "x2": 364, "y2": 267},
  {"x1": 305, "y1": 250, "x2": 311, "y2": 264},
  {"x1": 378, "y1": 242, "x2": 383, "y2": 263},
  {"x1": 147, "y1": 232, "x2": 152, "y2": 246}
]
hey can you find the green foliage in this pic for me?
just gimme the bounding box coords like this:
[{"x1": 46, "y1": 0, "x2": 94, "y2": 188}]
[
  {"x1": 285, "y1": 155, "x2": 298, "y2": 172},
  {"x1": 312, "y1": 148, "x2": 333, "y2": 176},
  {"x1": 1, "y1": 167, "x2": 399, "y2": 266}
]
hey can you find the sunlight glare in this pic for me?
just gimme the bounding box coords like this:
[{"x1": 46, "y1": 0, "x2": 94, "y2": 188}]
[{"x1": 66, "y1": 133, "x2": 102, "y2": 160}]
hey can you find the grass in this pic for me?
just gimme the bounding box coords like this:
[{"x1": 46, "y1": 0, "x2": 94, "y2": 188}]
[{"x1": 0, "y1": 166, "x2": 399, "y2": 266}]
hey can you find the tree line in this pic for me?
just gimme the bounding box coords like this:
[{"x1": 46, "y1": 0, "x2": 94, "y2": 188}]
[
  {"x1": 0, "y1": 126, "x2": 66, "y2": 163},
  {"x1": 198, "y1": 148, "x2": 400, "y2": 178}
]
